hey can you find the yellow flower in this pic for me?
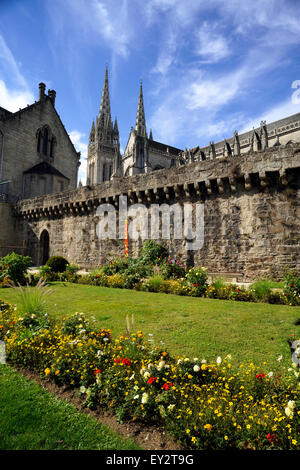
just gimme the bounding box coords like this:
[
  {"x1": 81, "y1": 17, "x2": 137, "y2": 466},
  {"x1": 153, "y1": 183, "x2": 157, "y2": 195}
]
[
  {"x1": 55, "y1": 370, "x2": 60, "y2": 375},
  {"x1": 44, "y1": 368, "x2": 51, "y2": 376},
  {"x1": 224, "y1": 436, "x2": 228, "y2": 441},
  {"x1": 204, "y1": 424, "x2": 212, "y2": 431}
]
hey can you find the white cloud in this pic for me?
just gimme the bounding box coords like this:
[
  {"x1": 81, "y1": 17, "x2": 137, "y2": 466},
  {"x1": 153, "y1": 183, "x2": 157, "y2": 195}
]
[
  {"x1": 239, "y1": 98, "x2": 300, "y2": 135},
  {"x1": 195, "y1": 23, "x2": 230, "y2": 63},
  {"x1": 0, "y1": 80, "x2": 34, "y2": 112},
  {"x1": 53, "y1": 0, "x2": 131, "y2": 59},
  {"x1": 0, "y1": 35, "x2": 34, "y2": 112},
  {"x1": 69, "y1": 130, "x2": 88, "y2": 185}
]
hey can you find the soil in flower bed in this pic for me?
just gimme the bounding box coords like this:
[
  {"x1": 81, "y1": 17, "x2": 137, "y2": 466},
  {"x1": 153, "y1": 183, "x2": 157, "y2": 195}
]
[{"x1": 13, "y1": 366, "x2": 182, "y2": 451}]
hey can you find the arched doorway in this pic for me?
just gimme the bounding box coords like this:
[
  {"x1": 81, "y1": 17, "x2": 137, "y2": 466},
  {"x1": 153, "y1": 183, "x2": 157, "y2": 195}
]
[{"x1": 40, "y1": 230, "x2": 49, "y2": 265}]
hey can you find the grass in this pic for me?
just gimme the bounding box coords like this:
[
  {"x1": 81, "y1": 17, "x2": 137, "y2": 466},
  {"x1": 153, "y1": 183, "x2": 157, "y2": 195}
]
[
  {"x1": 0, "y1": 364, "x2": 140, "y2": 450},
  {"x1": 1, "y1": 282, "x2": 299, "y2": 370}
]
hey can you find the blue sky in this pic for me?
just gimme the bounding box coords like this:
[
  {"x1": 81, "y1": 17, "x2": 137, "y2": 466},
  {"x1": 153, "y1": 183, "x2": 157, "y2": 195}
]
[{"x1": 1, "y1": 0, "x2": 300, "y2": 183}]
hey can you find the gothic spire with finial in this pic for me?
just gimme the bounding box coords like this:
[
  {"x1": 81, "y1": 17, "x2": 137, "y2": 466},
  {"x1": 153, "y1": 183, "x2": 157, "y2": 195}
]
[
  {"x1": 99, "y1": 65, "x2": 111, "y2": 121},
  {"x1": 135, "y1": 81, "x2": 147, "y2": 137}
]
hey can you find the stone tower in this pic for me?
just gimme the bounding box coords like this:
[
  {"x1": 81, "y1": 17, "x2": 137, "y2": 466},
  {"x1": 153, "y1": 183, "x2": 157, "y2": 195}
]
[
  {"x1": 86, "y1": 67, "x2": 121, "y2": 185},
  {"x1": 122, "y1": 81, "x2": 183, "y2": 176}
]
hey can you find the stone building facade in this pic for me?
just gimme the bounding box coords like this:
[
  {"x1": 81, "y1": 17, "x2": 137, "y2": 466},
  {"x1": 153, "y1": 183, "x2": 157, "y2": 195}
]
[
  {"x1": 0, "y1": 83, "x2": 80, "y2": 202},
  {"x1": 0, "y1": 83, "x2": 80, "y2": 255}
]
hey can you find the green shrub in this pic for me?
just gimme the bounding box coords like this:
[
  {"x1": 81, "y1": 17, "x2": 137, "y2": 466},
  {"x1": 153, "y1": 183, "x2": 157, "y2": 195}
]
[
  {"x1": 161, "y1": 279, "x2": 187, "y2": 295},
  {"x1": 283, "y1": 270, "x2": 300, "y2": 306},
  {"x1": 249, "y1": 280, "x2": 273, "y2": 300},
  {"x1": 186, "y1": 267, "x2": 208, "y2": 296},
  {"x1": 144, "y1": 275, "x2": 165, "y2": 292},
  {"x1": 101, "y1": 257, "x2": 130, "y2": 276},
  {"x1": 0, "y1": 252, "x2": 32, "y2": 285},
  {"x1": 106, "y1": 273, "x2": 126, "y2": 289},
  {"x1": 139, "y1": 240, "x2": 168, "y2": 265},
  {"x1": 46, "y1": 256, "x2": 69, "y2": 273},
  {"x1": 160, "y1": 258, "x2": 186, "y2": 279}
]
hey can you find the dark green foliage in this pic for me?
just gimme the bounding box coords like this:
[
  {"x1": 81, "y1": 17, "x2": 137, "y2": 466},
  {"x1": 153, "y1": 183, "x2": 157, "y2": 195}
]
[
  {"x1": 46, "y1": 256, "x2": 69, "y2": 273},
  {"x1": 0, "y1": 252, "x2": 32, "y2": 285}
]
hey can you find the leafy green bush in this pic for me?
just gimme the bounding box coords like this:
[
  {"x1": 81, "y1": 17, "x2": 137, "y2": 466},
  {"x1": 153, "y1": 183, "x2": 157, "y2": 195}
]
[
  {"x1": 139, "y1": 240, "x2": 168, "y2": 265},
  {"x1": 45, "y1": 256, "x2": 69, "y2": 273},
  {"x1": 143, "y1": 275, "x2": 165, "y2": 293},
  {"x1": 186, "y1": 267, "x2": 208, "y2": 296},
  {"x1": 0, "y1": 252, "x2": 32, "y2": 285},
  {"x1": 283, "y1": 270, "x2": 300, "y2": 306},
  {"x1": 249, "y1": 280, "x2": 273, "y2": 300},
  {"x1": 106, "y1": 273, "x2": 126, "y2": 289},
  {"x1": 160, "y1": 258, "x2": 186, "y2": 279}
]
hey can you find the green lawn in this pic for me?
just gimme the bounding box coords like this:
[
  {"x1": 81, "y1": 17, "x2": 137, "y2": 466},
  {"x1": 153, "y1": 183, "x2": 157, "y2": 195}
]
[
  {"x1": 0, "y1": 364, "x2": 140, "y2": 450},
  {"x1": 1, "y1": 282, "x2": 299, "y2": 370}
]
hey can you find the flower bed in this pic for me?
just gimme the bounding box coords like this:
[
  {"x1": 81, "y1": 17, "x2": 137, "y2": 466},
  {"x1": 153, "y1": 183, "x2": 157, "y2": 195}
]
[{"x1": 0, "y1": 299, "x2": 299, "y2": 450}]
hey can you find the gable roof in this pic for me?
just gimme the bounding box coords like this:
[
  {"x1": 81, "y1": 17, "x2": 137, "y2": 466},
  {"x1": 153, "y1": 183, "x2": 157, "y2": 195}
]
[
  {"x1": 148, "y1": 138, "x2": 182, "y2": 156},
  {"x1": 0, "y1": 96, "x2": 80, "y2": 160},
  {"x1": 23, "y1": 161, "x2": 69, "y2": 179}
]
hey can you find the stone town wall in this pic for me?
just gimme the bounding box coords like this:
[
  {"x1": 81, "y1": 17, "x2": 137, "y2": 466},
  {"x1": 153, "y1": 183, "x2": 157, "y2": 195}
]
[{"x1": 15, "y1": 143, "x2": 300, "y2": 280}]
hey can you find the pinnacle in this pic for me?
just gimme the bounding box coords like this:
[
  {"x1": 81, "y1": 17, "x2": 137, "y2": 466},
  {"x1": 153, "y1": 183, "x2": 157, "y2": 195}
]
[
  {"x1": 135, "y1": 81, "x2": 146, "y2": 137},
  {"x1": 99, "y1": 66, "x2": 111, "y2": 120}
]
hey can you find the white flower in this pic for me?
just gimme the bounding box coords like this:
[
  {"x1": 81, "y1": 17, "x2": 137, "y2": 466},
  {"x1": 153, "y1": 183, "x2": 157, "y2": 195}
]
[
  {"x1": 295, "y1": 371, "x2": 299, "y2": 378},
  {"x1": 141, "y1": 393, "x2": 149, "y2": 404},
  {"x1": 103, "y1": 337, "x2": 109, "y2": 342},
  {"x1": 133, "y1": 394, "x2": 139, "y2": 400},
  {"x1": 134, "y1": 385, "x2": 139, "y2": 391},
  {"x1": 140, "y1": 368, "x2": 146, "y2": 375},
  {"x1": 287, "y1": 400, "x2": 295, "y2": 410},
  {"x1": 129, "y1": 373, "x2": 135, "y2": 381},
  {"x1": 285, "y1": 407, "x2": 293, "y2": 418},
  {"x1": 97, "y1": 350, "x2": 104, "y2": 357},
  {"x1": 216, "y1": 357, "x2": 222, "y2": 364},
  {"x1": 157, "y1": 360, "x2": 165, "y2": 370},
  {"x1": 177, "y1": 359, "x2": 182, "y2": 365},
  {"x1": 193, "y1": 358, "x2": 199, "y2": 362},
  {"x1": 168, "y1": 404, "x2": 175, "y2": 411},
  {"x1": 147, "y1": 363, "x2": 154, "y2": 369},
  {"x1": 144, "y1": 371, "x2": 150, "y2": 379},
  {"x1": 184, "y1": 358, "x2": 190, "y2": 362},
  {"x1": 201, "y1": 359, "x2": 207, "y2": 364},
  {"x1": 80, "y1": 386, "x2": 86, "y2": 394},
  {"x1": 267, "y1": 372, "x2": 274, "y2": 378},
  {"x1": 225, "y1": 354, "x2": 232, "y2": 361},
  {"x1": 193, "y1": 365, "x2": 200, "y2": 372},
  {"x1": 277, "y1": 355, "x2": 283, "y2": 362}
]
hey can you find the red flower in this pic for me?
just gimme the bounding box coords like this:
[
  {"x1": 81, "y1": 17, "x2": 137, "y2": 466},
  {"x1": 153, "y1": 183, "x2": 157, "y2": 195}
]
[
  {"x1": 162, "y1": 382, "x2": 173, "y2": 390},
  {"x1": 122, "y1": 358, "x2": 131, "y2": 366},
  {"x1": 94, "y1": 369, "x2": 101, "y2": 375},
  {"x1": 147, "y1": 377, "x2": 156, "y2": 384},
  {"x1": 267, "y1": 433, "x2": 279, "y2": 444},
  {"x1": 193, "y1": 284, "x2": 198, "y2": 287},
  {"x1": 256, "y1": 373, "x2": 266, "y2": 380},
  {"x1": 114, "y1": 358, "x2": 121, "y2": 364}
]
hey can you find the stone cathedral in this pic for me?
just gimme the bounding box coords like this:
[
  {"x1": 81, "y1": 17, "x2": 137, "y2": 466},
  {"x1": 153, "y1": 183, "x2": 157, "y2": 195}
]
[{"x1": 86, "y1": 67, "x2": 184, "y2": 186}]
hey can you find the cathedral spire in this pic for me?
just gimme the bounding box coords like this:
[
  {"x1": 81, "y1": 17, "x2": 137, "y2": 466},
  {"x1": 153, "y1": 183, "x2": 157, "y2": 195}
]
[
  {"x1": 135, "y1": 81, "x2": 147, "y2": 137},
  {"x1": 99, "y1": 66, "x2": 111, "y2": 121}
]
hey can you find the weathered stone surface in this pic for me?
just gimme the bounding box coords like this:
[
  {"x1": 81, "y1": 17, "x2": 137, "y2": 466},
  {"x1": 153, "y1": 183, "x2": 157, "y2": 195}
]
[{"x1": 14, "y1": 143, "x2": 300, "y2": 280}]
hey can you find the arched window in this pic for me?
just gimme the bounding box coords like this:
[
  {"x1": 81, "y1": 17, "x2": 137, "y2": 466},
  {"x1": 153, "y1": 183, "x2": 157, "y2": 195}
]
[
  {"x1": 42, "y1": 128, "x2": 48, "y2": 155},
  {"x1": 50, "y1": 136, "x2": 55, "y2": 160},
  {"x1": 102, "y1": 163, "x2": 106, "y2": 182},
  {"x1": 37, "y1": 130, "x2": 41, "y2": 153}
]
